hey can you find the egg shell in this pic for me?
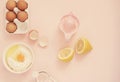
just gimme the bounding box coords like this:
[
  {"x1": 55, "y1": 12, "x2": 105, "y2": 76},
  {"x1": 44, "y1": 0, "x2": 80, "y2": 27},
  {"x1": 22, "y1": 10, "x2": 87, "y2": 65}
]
[
  {"x1": 6, "y1": 11, "x2": 17, "y2": 22},
  {"x1": 17, "y1": 0, "x2": 28, "y2": 11},
  {"x1": 6, "y1": 22, "x2": 17, "y2": 33},
  {"x1": 6, "y1": 0, "x2": 17, "y2": 11}
]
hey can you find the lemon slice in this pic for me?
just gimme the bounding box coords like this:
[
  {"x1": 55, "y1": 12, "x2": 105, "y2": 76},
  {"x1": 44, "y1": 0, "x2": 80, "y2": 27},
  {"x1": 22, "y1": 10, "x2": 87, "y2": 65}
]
[
  {"x1": 58, "y1": 47, "x2": 74, "y2": 62},
  {"x1": 75, "y1": 38, "x2": 92, "y2": 55}
]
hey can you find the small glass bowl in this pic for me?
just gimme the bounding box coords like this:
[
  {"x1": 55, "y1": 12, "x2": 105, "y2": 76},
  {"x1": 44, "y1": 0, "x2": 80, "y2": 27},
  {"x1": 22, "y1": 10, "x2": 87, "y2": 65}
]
[{"x1": 33, "y1": 71, "x2": 56, "y2": 82}]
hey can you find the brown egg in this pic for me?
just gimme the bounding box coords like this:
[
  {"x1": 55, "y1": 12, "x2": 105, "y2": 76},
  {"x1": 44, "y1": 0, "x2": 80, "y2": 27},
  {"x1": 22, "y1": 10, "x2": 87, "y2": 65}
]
[
  {"x1": 6, "y1": 22, "x2": 17, "y2": 33},
  {"x1": 17, "y1": 11, "x2": 28, "y2": 22},
  {"x1": 6, "y1": 0, "x2": 16, "y2": 11},
  {"x1": 6, "y1": 11, "x2": 16, "y2": 22},
  {"x1": 17, "y1": 0, "x2": 28, "y2": 11}
]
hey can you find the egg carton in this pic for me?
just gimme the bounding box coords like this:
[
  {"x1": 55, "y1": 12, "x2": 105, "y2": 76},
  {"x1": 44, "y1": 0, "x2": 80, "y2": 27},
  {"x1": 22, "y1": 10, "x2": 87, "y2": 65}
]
[{"x1": 5, "y1": 0, "x2": 30, "y2": 34}]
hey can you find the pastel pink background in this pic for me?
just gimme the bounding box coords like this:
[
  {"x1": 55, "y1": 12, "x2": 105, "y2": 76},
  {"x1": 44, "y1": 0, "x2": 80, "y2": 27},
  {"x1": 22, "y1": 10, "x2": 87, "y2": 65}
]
[{"x1": 0, "y1": 0, "x2": 120, "y2": 82}]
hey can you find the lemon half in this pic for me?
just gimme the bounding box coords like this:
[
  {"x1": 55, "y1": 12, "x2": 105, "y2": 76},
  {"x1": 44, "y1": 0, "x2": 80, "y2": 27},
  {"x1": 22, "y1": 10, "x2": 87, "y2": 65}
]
[
  {"x1": 58, "y1": 47, "x2": 74, "y2": 62},
  {"x1": 75, "y1": 38, "x2": 92, "y2": 55}
]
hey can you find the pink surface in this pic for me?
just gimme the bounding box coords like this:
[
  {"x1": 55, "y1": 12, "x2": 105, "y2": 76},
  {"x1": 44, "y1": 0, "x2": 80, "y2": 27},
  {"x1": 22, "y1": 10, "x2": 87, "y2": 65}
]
[{"x1": 0, "y1": 0, "x2": 120, "y2": 82}]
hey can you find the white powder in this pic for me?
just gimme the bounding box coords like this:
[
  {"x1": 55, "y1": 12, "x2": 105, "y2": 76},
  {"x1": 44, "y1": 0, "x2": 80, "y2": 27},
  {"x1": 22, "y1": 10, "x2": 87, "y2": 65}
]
[{"x1": 7, "y1": 45, "x2": 33, "y2": 72}]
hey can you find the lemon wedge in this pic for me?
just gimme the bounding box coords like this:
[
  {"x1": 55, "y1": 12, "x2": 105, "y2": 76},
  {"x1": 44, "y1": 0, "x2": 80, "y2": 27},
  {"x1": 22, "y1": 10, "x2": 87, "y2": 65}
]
[
  {"x1": 75, "y1": 38, "x2": 92, "y2": 55},
  {"x1": 58, "y1": 47, "x2": 74, "y2": 62}
]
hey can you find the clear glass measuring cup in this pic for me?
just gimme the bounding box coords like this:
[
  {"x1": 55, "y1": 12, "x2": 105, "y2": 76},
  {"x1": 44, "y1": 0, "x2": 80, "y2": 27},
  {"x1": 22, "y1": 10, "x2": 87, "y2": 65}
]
[
  {"x1": 32, "y1": 71, "x2": 56, "y2": 82},
  {"x1": 59, "y1": 12, "x2": 80, "y2": 41}
]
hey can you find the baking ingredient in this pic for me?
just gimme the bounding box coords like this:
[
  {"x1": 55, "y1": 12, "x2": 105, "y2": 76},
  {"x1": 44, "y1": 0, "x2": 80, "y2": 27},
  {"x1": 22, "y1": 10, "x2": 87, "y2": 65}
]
[
  {"x1": 17, "y1": 0, "x2": 28, "y2": 11},
  {"x1": 6, "y1": 22, "x2": 17, "y2": 33},
  {"x1": 6, "y1": 11, "x2": 16, "y2": 22},
  {"x1": 29, "y1": 30, "x2": 39, "y2": 40},
  {"x1": 58, "y1": 47, "x2": 74, "y2": 62},
  {"x1": 17, "y1": 11, "x2": 28, "y2": 22},
  {"x1": 75, "y1": 38, "x2": 92, "y2": 55},
  {"x1": 5, "y1": 44, "x2": 33, "y2": 72},
  {"x1": 6, "y1": 0, "x2": 16, "y2": 11},
  {"x1": 38, "y1": 36, "x2": 48, "y2": 47}
]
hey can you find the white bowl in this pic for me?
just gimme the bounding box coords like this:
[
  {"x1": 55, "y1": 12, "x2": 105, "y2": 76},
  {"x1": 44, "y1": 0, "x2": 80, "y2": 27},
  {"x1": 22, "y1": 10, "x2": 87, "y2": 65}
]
[{"x1": 3, "y1": 42, "x2": 34, "y2": 74}]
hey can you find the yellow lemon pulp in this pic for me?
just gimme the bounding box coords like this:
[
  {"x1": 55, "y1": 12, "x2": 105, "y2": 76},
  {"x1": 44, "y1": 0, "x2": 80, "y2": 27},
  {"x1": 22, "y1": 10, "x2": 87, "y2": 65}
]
[
  {"x1": 58, "y1": 47, "x2": 74, "y2": 62},
  {"x1": 75, "y1": 38, "x2": 92, "y2": 55}
]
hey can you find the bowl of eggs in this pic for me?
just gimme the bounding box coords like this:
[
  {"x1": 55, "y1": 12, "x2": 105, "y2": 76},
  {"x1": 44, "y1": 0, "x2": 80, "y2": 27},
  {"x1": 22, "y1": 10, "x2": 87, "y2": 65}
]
[
  {"x1": 3, "y1": 43, "x2": 34, "y2": 74},
  {"x1": 5, "y1": 0, "x2": 29, "y2": 34}
]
